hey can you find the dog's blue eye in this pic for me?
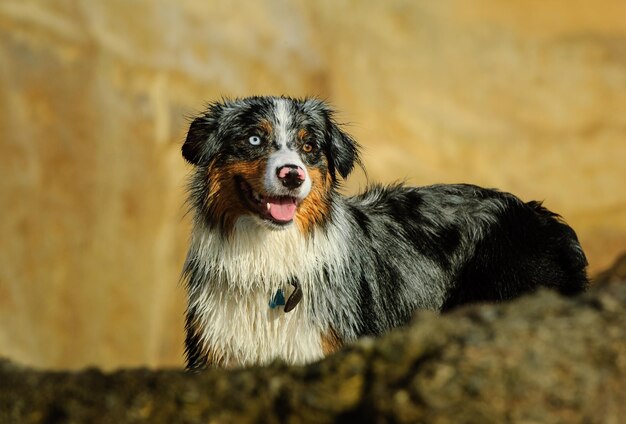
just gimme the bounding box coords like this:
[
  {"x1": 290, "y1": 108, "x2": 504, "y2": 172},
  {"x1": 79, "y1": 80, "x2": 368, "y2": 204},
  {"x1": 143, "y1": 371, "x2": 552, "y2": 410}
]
[{"x1": 248, "y1": 136, "x2": 262, "y2": 146}]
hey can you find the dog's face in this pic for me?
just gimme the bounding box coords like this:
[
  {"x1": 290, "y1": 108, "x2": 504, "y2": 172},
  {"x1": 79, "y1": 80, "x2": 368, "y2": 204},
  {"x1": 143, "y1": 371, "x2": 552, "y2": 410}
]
[{"x1": 183, "y1": 97, "x2": 359, "y2": 233}]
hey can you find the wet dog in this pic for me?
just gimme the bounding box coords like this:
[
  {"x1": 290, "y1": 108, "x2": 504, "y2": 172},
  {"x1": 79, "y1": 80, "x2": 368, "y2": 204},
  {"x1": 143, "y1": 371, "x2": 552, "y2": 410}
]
[{"x1": 181, "y1": 96, "x2": 588, "y2": 370}]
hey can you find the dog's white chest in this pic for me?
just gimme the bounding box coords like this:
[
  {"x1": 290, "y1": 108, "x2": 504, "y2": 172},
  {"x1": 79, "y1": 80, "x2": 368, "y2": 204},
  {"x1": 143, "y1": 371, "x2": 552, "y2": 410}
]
[
  {"x1": 192, "y1": 285, "x2": 325, "y2": 367},
  {"x1": 187, "y1": 218, "x2": 351, "y2": 367}
]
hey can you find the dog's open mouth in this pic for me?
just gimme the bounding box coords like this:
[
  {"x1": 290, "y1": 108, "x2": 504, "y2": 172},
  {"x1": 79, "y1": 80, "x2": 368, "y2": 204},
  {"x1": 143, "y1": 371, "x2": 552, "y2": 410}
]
[{"x1": 236, "y1": 177, "x2": 298, "y2": 225}]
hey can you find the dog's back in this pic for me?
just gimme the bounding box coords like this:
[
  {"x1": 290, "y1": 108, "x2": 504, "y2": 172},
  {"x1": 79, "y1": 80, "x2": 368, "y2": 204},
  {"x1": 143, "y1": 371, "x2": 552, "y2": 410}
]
[
  {"x1": 441, "y1": 197, "x2": 588, "y2": 310},
  {"x1": 338, "y1": 183, "x2": 588, "y2": 331}
]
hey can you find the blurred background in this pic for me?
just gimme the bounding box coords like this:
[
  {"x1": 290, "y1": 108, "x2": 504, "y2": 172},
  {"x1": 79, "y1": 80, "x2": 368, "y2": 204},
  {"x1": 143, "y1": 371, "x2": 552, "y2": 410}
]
[{"x1": 0, "y1": 0, "x2": 625, "y2": 371}]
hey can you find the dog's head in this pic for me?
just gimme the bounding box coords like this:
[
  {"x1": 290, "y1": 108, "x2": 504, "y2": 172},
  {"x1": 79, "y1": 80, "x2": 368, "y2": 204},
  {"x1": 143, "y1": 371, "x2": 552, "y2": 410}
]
[{"x1": 183, "y1": 96, "x2": 360, "y2": 233}]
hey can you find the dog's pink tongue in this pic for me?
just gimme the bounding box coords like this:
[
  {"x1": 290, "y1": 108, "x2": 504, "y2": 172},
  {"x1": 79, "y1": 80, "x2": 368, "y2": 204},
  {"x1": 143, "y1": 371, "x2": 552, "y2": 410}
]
[{"x1": 268, "y1": 199, "x2": 297, "y2": 222}]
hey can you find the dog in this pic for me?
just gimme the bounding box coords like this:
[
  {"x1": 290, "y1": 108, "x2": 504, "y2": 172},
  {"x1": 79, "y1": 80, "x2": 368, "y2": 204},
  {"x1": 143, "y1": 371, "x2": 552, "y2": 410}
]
[{"x1": 181, "y1": 96, "x2": 588, "y2": 370}]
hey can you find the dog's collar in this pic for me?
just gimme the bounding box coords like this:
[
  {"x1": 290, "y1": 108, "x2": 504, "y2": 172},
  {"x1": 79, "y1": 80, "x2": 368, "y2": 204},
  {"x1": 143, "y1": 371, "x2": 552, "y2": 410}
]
[{"x1": 269, "y1": 278, "x2": 302, "y2": 313}]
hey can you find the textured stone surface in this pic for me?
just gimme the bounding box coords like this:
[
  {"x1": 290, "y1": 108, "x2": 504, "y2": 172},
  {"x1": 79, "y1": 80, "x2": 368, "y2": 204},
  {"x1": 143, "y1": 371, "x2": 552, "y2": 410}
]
[
  {"x1": 0, "y1": 1, "x2": 625, "y2": 369},
  {"x1": 1, "y1": 276, "x2": 625, "y2": 423}
]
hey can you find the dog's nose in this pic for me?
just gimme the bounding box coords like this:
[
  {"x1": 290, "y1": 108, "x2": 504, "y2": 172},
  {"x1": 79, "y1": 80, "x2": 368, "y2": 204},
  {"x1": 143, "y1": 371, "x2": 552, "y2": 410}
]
[{"x1": 276, "y1": 165, "x2": 305, "y2": 189}]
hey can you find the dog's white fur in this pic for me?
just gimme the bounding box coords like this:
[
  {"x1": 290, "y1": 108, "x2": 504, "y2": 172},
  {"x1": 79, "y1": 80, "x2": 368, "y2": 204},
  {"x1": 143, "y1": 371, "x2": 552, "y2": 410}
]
[
  {"x1": 263, "y1": 98, "x2": 312, "y2": 199},
  {"x1": 187, "y1": 211, "x2": 351, "y2": 366}
]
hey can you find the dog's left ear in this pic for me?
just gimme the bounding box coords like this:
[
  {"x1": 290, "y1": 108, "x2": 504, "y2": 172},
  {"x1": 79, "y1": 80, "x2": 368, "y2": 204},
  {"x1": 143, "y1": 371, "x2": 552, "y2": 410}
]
[
  {"x1": 327, "y1": 120, "x2": 360, "y2": 179},
  {"x1": 304, "y1": 98, "x2": 360, "y2": 179},
  {"x1": 317, "y1": 106, "x2": 360, "y2": 180}
]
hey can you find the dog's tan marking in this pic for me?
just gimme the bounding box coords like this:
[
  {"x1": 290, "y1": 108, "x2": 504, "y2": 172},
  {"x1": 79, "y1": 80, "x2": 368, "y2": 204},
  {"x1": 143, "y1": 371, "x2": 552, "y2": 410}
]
[
  {"x1": 205, "y1": 159, "x2": 267, "y2": 234},
  {"x1": 295, "y1": 167, "x2": 333, "y2": 234},
  {"x1": 260, "y1": 120, "x2": 273, "y2": 136},
  {"x1": 321, "y1": 326, "x2": 343, "y2": 355},
  {"x1": 297, "y1": 128, "x2": 308, "y2": 141}
]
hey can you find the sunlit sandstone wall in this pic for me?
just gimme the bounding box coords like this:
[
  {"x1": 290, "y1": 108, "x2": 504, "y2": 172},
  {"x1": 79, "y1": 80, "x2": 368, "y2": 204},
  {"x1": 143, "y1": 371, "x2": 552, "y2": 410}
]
[{"x1": 0, "y1": 0, "x2": 624, "y2": 370}]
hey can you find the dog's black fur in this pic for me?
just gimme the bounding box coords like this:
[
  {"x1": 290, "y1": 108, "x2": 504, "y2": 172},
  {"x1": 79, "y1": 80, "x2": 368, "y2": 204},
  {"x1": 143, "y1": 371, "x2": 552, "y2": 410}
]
[{"x1": 181, "y1": 96, "x2": 589, "y2": 368}]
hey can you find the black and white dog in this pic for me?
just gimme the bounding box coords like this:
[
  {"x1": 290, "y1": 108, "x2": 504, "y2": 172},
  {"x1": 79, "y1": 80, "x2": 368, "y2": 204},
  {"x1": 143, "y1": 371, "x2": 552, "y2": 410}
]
[{"x1": 181, "y1": 96, "x2": 588, "y2": 370}]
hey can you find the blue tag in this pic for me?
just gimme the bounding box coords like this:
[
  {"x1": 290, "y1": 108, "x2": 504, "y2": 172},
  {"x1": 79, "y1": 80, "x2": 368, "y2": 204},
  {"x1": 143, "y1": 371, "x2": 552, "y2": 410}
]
[{"x1": 269, "y1": 289, "x2": 286, "y2": 309}]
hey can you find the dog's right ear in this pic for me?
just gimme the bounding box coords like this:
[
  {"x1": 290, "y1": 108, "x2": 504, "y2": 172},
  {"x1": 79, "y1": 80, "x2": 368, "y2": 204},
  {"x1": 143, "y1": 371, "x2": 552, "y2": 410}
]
[{"x1": 182, "y1": 106, "x2": 223, "y2": 166}]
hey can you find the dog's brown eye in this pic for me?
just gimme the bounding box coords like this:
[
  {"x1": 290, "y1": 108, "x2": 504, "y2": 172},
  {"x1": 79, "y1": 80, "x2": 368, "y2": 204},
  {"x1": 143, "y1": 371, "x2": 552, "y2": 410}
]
[{"x1": 302, "y1": 143, "x2": 314, "y2": 153}]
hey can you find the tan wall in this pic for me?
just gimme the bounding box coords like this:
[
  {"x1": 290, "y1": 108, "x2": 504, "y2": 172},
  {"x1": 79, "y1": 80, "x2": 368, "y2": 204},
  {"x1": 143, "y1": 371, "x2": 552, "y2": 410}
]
[{"x1": 0, "y1": 0, "x2": 624, "y2": 370}]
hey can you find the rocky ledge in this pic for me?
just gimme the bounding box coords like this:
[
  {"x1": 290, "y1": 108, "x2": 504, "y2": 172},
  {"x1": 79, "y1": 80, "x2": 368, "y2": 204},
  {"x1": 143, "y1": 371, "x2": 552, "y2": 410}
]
[{"x1": 1, "y1": 257, "x2": 625, "y2": 423}]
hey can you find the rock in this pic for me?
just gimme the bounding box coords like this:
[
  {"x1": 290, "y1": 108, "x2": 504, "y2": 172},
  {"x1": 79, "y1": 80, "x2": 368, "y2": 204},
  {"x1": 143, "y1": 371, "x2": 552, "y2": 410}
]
[{"x1": 1, "y1": 277, "x2": 624, "y2": 423}]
